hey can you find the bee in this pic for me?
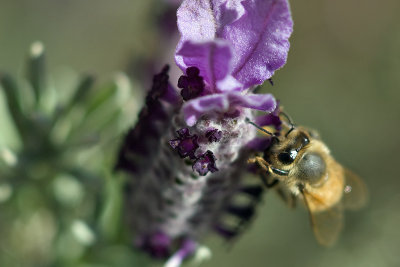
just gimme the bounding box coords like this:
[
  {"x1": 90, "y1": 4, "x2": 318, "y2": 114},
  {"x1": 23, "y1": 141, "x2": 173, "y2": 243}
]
[{"x1": 246, "y1": 113, "x2": 367, "y2": 246}]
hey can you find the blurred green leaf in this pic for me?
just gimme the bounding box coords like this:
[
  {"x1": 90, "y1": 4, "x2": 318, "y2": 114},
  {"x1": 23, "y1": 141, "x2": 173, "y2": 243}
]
[
  {"x1": 0, "y1": 74, "x2": 26, "y2": 139},
  {"x1": 27, "y1": 41, "x2": 46, "y2": 106},
  {"x1": 98, "y1": 173, "x2": 124, "y2": 241}
]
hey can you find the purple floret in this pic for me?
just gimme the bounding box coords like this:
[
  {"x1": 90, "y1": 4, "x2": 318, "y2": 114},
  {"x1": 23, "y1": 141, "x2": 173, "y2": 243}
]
[
  {"x1": 192, "y1": 150, "x2": 219, "y2": 176},
  {"x1": 169, "y1": 128, "x2": 199, "y2": 159},
  {"x1": 177, "y1": 66, "x2": 205, "y2": 101},
  {"x1": 206, "y1": 129, "x2": 223, "y2": 143}
]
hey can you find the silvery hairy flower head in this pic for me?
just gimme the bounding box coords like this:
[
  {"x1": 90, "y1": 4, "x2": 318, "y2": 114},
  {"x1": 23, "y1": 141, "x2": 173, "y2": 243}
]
[{"x1": 116, "y1": 0, "x2": 293, "y2": 265}]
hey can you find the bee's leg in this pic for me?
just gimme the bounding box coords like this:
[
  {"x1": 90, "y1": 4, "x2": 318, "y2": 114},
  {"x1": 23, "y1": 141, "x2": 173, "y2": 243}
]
[
  {"x1": 274, "y1": 187, "x2": 297, "y2": 208},
  {"x1": 248, "y1": 156, "x2": 278, "y2": 187},
  {"x1": 249, "y1": 157, "x2": 289, "y2": 177},
  {"x1": 248, "y1": 156, "x2": 272, "y2": 173},
  {"x1": 260, "y1": 171, "x2": 278, "y2": 188}
]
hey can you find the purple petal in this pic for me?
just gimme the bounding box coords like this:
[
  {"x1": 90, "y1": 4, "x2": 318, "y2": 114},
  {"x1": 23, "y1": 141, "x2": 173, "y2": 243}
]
[
  {"x1": 246, "y1": 137, "x2": 272, "y2": 151},
  {"x1": 230, "y1": 93, "x2": 276, "y2": 111},
  {"x1": 228, "y1": 0, "x2": 293, "y2": 88},
  {"x1": 183, "y1": 92, "x2": 276, "y2": 126},
  {"x1": 176, "y1": 0, "x2": 293, "y2": 88},
  {"x1": 148, "y1": 65, "x2": 181, "y2": 105},
  {"x1": 216, "y1": 74, "x2": 242, "y2": 93},
  {"x1": 176, "y1": 40, "x2": 241, "y2": 92},
  {"x1": 176, "y1": 0, "x2": 234, "y2": 45},
  {"x1": 255, "y1": 111, "x2": 282, "y2": 132},
  {"x1": 163, "y1": 84, "x2": 182, "y2": 105},
  {"x1": 183, "y1": 94, "x2": 229, "y2": 126},
  {"x1": 255, "y1": 100, "x2": 282, "y2": 131}
]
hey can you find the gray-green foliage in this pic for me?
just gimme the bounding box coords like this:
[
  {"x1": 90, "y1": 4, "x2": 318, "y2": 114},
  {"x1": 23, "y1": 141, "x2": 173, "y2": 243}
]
[{"x1": 0, "y1": 42, "x2": 147, "y2": 267}]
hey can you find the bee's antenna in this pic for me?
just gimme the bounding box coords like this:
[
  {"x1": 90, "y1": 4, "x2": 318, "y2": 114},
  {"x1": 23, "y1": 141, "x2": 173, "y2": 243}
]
[
  {"x1": 245, "y1": 118, "x2": 279, "y2": 143},
  {"x1": 280, "y1": 111, "x2": 295, "y2": 137},
  {"x1": 280, "y1": 111, "x2": 294, "y2": 126}
]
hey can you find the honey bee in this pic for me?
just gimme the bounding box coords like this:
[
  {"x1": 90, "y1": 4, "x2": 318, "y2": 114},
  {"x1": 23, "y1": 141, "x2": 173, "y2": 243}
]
[{"x1": 246, "y1": 113, "x2": 367, "y2": 246}]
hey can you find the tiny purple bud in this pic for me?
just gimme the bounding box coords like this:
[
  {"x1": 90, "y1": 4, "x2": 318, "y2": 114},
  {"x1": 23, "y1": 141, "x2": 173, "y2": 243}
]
[
  {"x1": 192, "y1": 150, "x2": 218, "y2": 176},
  {"x1": 148, "y1": 65, "x2": 170, "y2": 101},
  {"x1": 177, "y1": 66, "x2": 205, "y2": 101},
  {"x1": 186, "y1": 66, "x2": 199, "y2": 76},
  {"x1": 205, "y1": 129, "x2": 223, "y2": 143},
  {"x1": 169, "y1": 128, "x2": 199, "y2": 159}
]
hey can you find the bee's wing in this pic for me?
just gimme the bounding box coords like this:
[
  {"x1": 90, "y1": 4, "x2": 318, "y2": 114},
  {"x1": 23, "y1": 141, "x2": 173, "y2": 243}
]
[
  {"x1": 342, "y1": 168, "x2": 368, "y2": 210},
  {"x1": 302, "y1": 191, "x2": 344, "y2": 247}
]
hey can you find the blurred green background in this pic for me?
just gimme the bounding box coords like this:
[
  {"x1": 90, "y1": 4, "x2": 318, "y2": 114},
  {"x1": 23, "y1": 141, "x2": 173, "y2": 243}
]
[{"x1": 0, "y1": 0, "x2": 399, "y2": 266}]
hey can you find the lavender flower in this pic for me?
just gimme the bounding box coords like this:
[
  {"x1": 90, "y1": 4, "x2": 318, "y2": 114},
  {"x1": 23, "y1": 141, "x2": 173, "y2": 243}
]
[
  {"x1": 116, "y1": 0, "x2": 292, "y2": 265},
  {"x1": 169, "y1": 128, "x2": 199, "y2": 159}
]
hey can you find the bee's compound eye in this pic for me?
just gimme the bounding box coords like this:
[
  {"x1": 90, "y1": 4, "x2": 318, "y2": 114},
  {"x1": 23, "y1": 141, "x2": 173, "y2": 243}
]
[
  {"x1": 297, "y1": 152, "x2": 326, "y2": 183},
  {"x1": 278, "y1": 150, "x2": 297, "y2": 165}
]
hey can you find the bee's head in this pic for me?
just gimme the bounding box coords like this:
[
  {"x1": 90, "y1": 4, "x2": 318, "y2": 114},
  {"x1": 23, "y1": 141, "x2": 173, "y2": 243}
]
[
  {"x1": 266, "y1": 128, "x2": 309, "y2": 164},
  {"x1": 246, "y1": 116, "x2": 328, "y2": 186},
  {"x1": 277, "y1": 129, "x2": 327, "y2": 184}
]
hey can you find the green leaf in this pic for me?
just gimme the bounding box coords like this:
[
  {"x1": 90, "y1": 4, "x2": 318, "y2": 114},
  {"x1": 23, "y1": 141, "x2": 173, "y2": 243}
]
[
  {"x1": 0, "y1": 74, "x2": 27, "y2": 138},
  {"x1": 98, "y1": 173, "x2": 124, "y2": 241},
  {"x1": 27, "y1": 42, "x2": 46, "y2": 106},
  {"x1": 53, "y1": 74, "x2": 95, "y2": 124}
]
